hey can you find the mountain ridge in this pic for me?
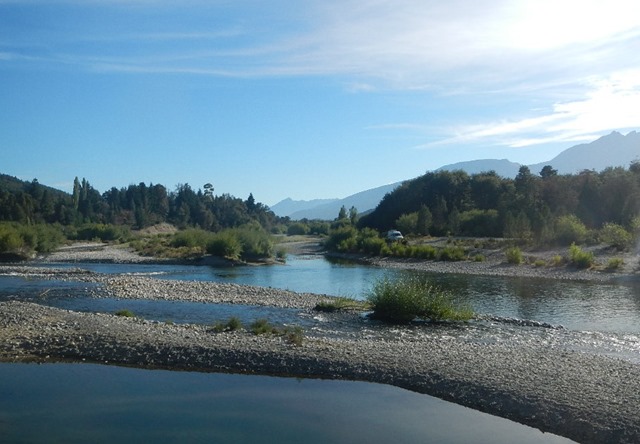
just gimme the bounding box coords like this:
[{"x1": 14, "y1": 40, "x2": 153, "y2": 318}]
[{"x1": 273, "y1": 131, "x2": 640, "y2": 219}]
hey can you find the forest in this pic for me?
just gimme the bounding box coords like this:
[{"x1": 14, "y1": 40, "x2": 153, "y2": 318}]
[
  {"x1": 0, "y1": 175, "x2": 284, "y2": 259},
  {"x1": 359, "y1": 163, "x2": 640, "y2": 244},
  {"x1": 2, "y1": 162, "x2": 640, "y2": 260},
  {"x1": 0, "y1": 175, "x2": 281, "y2": 230}
]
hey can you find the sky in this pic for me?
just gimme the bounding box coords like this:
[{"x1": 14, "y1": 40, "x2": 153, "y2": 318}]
[{"x1": 1, "y1": 0, "x2": 640, "y2": 207}]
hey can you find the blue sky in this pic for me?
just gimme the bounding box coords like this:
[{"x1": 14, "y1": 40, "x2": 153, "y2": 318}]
[{"x1": 2, "y1": 0, "x2": 639, "y2": 207}]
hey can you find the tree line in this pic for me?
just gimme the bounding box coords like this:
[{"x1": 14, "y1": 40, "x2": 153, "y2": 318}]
[
  {"x1": 359, "y1": 163, "x2": 640, "y2": 244},
  {"x1": 0, "y1": 175, "x2": 281, "y2": 232}
]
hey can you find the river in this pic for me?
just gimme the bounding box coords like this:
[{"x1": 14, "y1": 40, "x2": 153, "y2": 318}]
[{"x1": 1, "y1": 254, "x2": 638, "y2": 442}]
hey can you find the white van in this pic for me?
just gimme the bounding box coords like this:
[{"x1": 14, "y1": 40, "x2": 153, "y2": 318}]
[{"x1": 386, "y1": 230, "x2": 404, "y2": 241}]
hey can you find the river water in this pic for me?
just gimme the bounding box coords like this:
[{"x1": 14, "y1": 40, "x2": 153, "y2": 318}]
[{"x1": 1, "y1": 254, "x2": 638, "y2": 442}]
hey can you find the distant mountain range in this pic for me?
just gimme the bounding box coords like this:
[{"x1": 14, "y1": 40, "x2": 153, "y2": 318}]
[
  {"x1": 272, "y1": 131, "x2": 640, "y2": 219},
  {"x1": 272, "y1": 183, "x2": 401, "y2": 220}
]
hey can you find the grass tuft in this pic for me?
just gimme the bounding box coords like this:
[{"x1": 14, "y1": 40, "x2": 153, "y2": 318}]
[
  {"x1": 314, "y1": 297, "x2": 370, "y2": 312},
  {"x1": 366, "y1": 276, "x2": 473, "y2": 323}
]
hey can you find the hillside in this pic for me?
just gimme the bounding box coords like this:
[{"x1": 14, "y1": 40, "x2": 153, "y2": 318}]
[{"x1": 528, "y1": 131, "x2": 640, "y2": 174}]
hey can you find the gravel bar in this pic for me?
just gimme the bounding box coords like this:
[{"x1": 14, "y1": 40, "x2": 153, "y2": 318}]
[{"x1": 1, "y1": 298, "x2": 639, "y2": 444}]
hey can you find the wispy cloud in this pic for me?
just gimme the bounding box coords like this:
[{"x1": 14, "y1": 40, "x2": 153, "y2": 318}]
[
  {"x1": 415, "y1": 70, "x2": 640, "y2": 149},
  {"x1": 3, "y1": 0, "x2": 639, "y2": 151}
]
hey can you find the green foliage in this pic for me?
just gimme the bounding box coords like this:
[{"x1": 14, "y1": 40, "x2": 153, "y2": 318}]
[
  {"x1": 554, "y1": 215, "x2": 589, "y2": 245},
  {"x1": 459, "y1": 209, "x2": 500, "y2": 237},
  {"x1": 249, "y1": 319, "x2": 304, "y2": 345},
  {"x1": 395, "y1": 212, "x2": 418, "y2": 235},
  {"x1": 505, "y1": 247, "x2": 524, "y2": 264},
  {"x1": 366, "y1": 276, "x2": 473, "y2": 323},
  {"x1": 599, "y1": 223, "x2": 632, "y2": 250},
  {"x1": 171, "y1": 228, "x2": 210, "y2": 250},
  {"x1": 287, "y1": 222, "x2": 309, "y2": 236},
  {"x1": 275, "y1": 247, "x2": 287, "y2": 260},
  {"x1": 568, "y1": 243, "x2": 595, "y2": 269},
  {"x1": 231, "y1": 224, "x2": 273, "y2": 259},
  {"x1": 0, "y1": 222, "x2": 65, "y2": 255},
  {"x1": 72, "y1": 223, "x2": 131, "y2": 243},
  {"x1": 211, "y1": 316, "x2": 244, "y2": 332},
  {"x1": 439, "y1": 246, "x2": 466, "y2": 261},
  {"x1": 114, "y1": 309, "x2": 135, "y2": 318},
  {"x1": 206, "y1": 231, "x2": 243, "y2": 260},
  {"x1": 314, "y1": 297, "x2": 370, "y2": 312},
  {"x1": 250, "y1": 318, "x2": 278, "y2": 335},
  {"x1": 308, "y1": 221, "x2": 330, "y2": 235},
  {"x1": 324, "y1": 225, "x2": 358, "y2": 252},
  {"x1": 282, "y1": 326, "x2": 304, "y2": 347},
  {"x1": 551, "y1": 255, "x2": 565, "y2": 267},
  {"x1": 0, "y1": 223, "x2": 23, "y2": 253},
  {"x1": 606, "y1": 257, "x2": 624, "y2": 270}
]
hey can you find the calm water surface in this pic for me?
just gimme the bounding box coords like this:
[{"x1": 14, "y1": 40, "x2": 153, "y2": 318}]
[{"x1": 0, "y1": 363, "x2": 575, "y2": 444}]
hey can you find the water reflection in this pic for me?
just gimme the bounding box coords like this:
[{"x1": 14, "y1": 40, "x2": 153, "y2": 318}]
[{"x1": 0, "y1": 363, "x2": 575, "y2": 444}]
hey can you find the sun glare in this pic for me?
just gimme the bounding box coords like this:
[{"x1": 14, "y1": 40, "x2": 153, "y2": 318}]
[{"x1": 505, "y1": 0, "x2": 640, "y2": 50}]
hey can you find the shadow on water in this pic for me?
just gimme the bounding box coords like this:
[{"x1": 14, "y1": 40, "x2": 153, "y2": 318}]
[{"x1": 0, "y1": 363, "x2": 575, "y2": 444}]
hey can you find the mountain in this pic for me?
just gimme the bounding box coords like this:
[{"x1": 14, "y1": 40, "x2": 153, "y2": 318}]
[
  {"x1": 436, "y1": 159, "x2": 522, "y2": 178},
  {"x1": 273, "y1": 130, "x2": 640, "y2": 220},
  {"x1": 270, "y1": 197, "x2": 339, "y2": 218},
  {"x1": 281, "y1": 182, "x2": 402, "y2": 220},
  {"x1": 528, "y1": 131, "x2": 640, "y2": 175}
]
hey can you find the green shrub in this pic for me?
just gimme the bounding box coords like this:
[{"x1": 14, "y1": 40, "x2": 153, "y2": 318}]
[
  {"x1": 439, "y1": 246, "x2": 466, "y2": 261},
  {"x1": 366, "y1": 276, "x2": 473, "y2": 323},
  {"x1": 551, "y1": 255, "x2": 564, "y2": 267},
  {"x1": 249, "y1": 319, "x2": 304, "y2": 345},
  {"x1": 206, "y1": 231, "x2": 242, "y2": 260},
  {"x1": 606, "y1": 257, "x2": 624, "y2": 270},
  {"x1": 314, "y1": 297, "x2": 370, "y2": 312},
  {"x1": 232, "y1": 225, "x2": 274, "y2": 259},
  {"x1": 413, "y1": 244, "x2": 438, "y2": 260},
  {"x1": 212, "y1": 316, "x2": 243, "y2": 332},
  {"x1": 505, "y1": 247, "x2": 523, "y2": 264},
  {"x1": 0, "y1": 223, "x2": 25, "y2": 253},
  {"x1": 533, "y1": 259, "x2": 546, "y2": 267},
  {"x1": 473, "y1": 254, "x2": 485, "y2": 262},
  {"x1": 172, "y1": 228, "x2": 210, "y2": 250},
  {"x1": 568, "y1": 243, "x2": 595, "y2": 269},
  {"x1": 0, "y1": 223, "x2": 66, "y2": 255},
  {"x1": 324, "y1": 226, "x2": 357, "y2": 252},
  {"x1": 287, "y1": 222, "x2": 309, "y2": 236},
  {"x1": 275, "y1": 247, "x2": 287, "y2": 260},
  {"x1": 600, "y1": 223, "x2": 632, "y2": 250},
  {"x1": 115, "y1": 309, "x2": 135, "y2": 318},
  {"x1": 75, "y1": 223, "x2": 131, "y2": 243},
  {"x1": 395, "y1": 212, "x2": 418, "y2": 235},
  {"x1": 250, "y1": 318, "x2": 278, "y2": 335},
  {"x1": 555, "y1": 215, "x2": 589, "y2": 245},
  {"x1": 282, "y1": 326, "x2": 304, "y2": 347}
]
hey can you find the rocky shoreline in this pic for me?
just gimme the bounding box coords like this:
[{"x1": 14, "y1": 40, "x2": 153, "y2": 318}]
[{"x1": 1, "y1": 243, "x2": 640, "y2": 443}]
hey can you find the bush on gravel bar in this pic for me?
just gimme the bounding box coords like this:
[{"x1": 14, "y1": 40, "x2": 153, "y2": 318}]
[{"x1": 366, "y1": 276, "x2": 473, "y2": 323}]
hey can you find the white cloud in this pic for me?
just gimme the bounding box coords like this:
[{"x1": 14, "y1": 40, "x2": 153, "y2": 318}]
[{"x1": 420, "y1": 70, "x2": 640, "y2": 149}]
